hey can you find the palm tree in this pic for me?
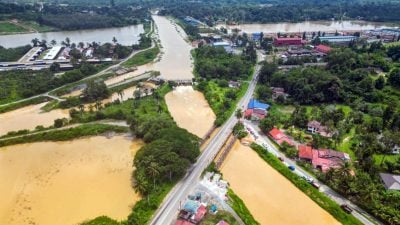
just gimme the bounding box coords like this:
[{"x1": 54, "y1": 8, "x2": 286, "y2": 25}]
[
  {"x1": 134, "y1": 89, "x2": 142, "y2": 99},
  {"x1": 235, "y1": 109, "x2": 243, "y2": 119},
  {"x1": 31, "y1": 38, "x2": 39, "y2": 47},
  {"x1": 147, "y1": 162, "x2": 160, "y2": 189},
  {"x1": 88, "y1": 105, "x2": 94, "y2": 113},
  {"x1": 50, "y1": 39, "x2": 57, "y2": 46},
  {"x1": 117, "y1": 90, "x2": 124, "y2": 101},
  {"x1": 95, "y1": 101, "x2": 102, "y2": 111},
  {"x1": 78, "y1": 42, "x2": 85, "y2": 49},
  {"x1": 78, "y1": 104, "x2": 85, "y2": 116},
  {"x1": 112, "y1": 36, "x2": 117, "y2": 44},
  {"x1": 133, "y1": 172, "x2": 150, "y2": 204},
  {"x1": 65, "y1": 37, "x2": 71, "y2": 47}
]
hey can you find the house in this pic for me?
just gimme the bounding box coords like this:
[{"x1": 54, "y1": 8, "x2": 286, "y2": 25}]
[
  {"x1": 268, "y1": 128, "x2": 294, "y2": 146},
  {"x1": 318, "y1": 36, "x2": 357, "y2": 43},
  {"x1": 228, "y1": 80, "x2": 241, "y2": 88},
  {"x1": 298, "y1": 145, "x2": 313, "y2": 162},
  {"x1": 379, "y1": 173, "x2": 400, "y2": 190},
  {"x1": 194, "y1": 204, "x2": 207, "y2": 223},
  {"x1": 298, "y1": 145, "x2": 350, "y2": 172},
  {"x1": 217, "y1": 221, "x2": 230, "y2": 225},
  {"x1": 315, "y1": 44, "x2": 332, "y2": 54},
  {"x1": 246, "y1": 99, "x2": 270, "y2": 120},
  {"x1": 212, "y1": 42, "x2": 233, "y2": 53},
  {"x1": 271, "y1": 87, "x2": 288, "y2": 100},
  {"x1": 273, "y1": 37, "x2": 303, "y2": 46},
  {"x1": 307, "y1": 120, "x2": 333, "y2": 137},
  {"x1": 252, "y1": 32, "x2": 262, "y2": 41},
  {"x1": 392, "y1": 145, "x2": 400, "y2": 154}
]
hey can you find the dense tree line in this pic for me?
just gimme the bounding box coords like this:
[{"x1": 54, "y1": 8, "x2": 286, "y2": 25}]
[
  {"x1": 0, "y1": 45, "x2": 31, "y2": 62},
  {"x1": 194, "y1": 46, "x2": 253, "y2": 80},
  {"x1": 0, "y1": 63, "x2": 106, "y2": 104}
]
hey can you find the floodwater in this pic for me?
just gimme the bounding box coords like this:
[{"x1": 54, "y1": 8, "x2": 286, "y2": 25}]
[
  {"x1": 0, "y1": 102, "x2": 69, "y2": 136},
  {"x1": 221, "y1": 141, "x2": 341, "y2": 225},
  {"x1": 165, "y1": 86, "x2": 215, "y2": 137},
  {"x1": 0, "y1": 25, "x2": 144, "y2": 48},
  {"x1": 0, "y1": 135, "x2": 143, "y2": 225},
  {"x1": 113, "y1": 15, "x2": 194, "y2": 81},
  {"x1": 219, "y1": 20, "x2": 399, "y2": 34}
]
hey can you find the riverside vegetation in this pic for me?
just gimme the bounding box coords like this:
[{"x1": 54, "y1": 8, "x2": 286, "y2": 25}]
[{"x1": 256, "y1": 42, "x2": 400, "y2": 225}]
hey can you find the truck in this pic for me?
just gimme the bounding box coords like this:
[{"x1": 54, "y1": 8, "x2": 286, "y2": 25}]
[{"x1": 311, "y1": 181, "x2": 320, "y2": 189}]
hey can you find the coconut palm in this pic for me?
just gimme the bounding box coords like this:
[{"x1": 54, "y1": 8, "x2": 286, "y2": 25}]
[
  {"x1": 95, "y1": 101, "x2": 102, "y2": 110},
  {"x1": 31, "y1": 38, "x2": 39, "y2": 47},
  {"x1": 147, "y1": 162, "x2": 160, "y2": 189},
  {"x1": 117, "y1": 90, "x2": 124, "y2": 101},
  {"x1": 133, "y1": 171, "x2": 150, "y2": 204},
  {"x1": 134, "y1": 89, "x2": 142, "y2": 99},
  {"x1": 50, "y1": 39, "x2": 57, "y2": 46},
  {"x1": 78, "y1": 104, "x2": 85, "y2": 116}
]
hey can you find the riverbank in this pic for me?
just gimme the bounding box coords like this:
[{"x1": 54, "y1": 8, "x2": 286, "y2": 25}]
[{"x1": 0, "y1": 135, "x2": 143, "y2": 225}]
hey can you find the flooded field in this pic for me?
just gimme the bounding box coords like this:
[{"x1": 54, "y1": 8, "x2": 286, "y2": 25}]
[
  {"x1": 0, "y1": 102, "x2": 69, "y2": 136},
  {"x1": 0, "y1": 135, "x2": 142, "y2": 225},
  {"x1": 221, "y1": 141, "x2": 340, "y2": 225},
  {"x1": 165, "y1": 86, "x2": 215, "y2": 137},
  {"x1": 219, "y1": 20, "x2": 399, "y2": 34}
]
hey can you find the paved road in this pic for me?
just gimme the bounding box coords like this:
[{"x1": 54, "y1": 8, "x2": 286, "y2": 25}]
[
  {"x1": 150, "y1": 59, "x2": 261, "y2": 225},
  {"x1": 244, "y1": 121, "x2": 383, "y2": 225}
]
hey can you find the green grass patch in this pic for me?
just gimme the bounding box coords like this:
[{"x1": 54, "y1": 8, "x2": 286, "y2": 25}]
[
  {"x1": 374, "y1": 154, "x2": 400, "y2": 165},
  {"x1": 227, "y1": 189, "x2": 260, "y2": 225},
  {"x1": 200, "y1": 210, "x2": 240, "y2": 225},
  {"x1": 0, "y1": 21, "x2": 27, "y2": 33},
  {"x1": 337, "y1": 127, "x2": 357, "y2": 159},
  {"x1": 0, "y1": 123, "x2": 128, "y2": 147},
  {"x1": 122, "y1": 47, "x2": 160, "y2": 68},
  {"x1": 20, "y1": 20, "x2": 56, "y2": 32},
  {"x1": 250, "y1": 143, "x2": 364, "y2": 225}
]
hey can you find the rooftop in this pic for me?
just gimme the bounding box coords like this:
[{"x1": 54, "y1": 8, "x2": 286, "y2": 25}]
[
  {"x1": 247, "y1": 99, "x2": 270, "y2": 110},
  {"x1": 379, "y1": 173, "x2": 400, "y2": 190}
]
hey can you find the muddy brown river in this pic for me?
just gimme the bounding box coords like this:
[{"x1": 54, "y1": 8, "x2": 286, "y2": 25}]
[
  {"x1": 221, "y1": 141, "x2": 341, "y2": 225},
  {"x1": 0, "y1": 135, "x2": 143, "y2": 225}
]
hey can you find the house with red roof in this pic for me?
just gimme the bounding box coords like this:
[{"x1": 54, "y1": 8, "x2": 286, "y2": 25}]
[
  {"x1": 268, "y1": 128, "x2": 294, "y2": 146},
  {"x1": 194, "y1": 205, "x2": 207, "y2": 223},
  {"x1": 217, "y1": 221, "x2": 230, "y2": 225},
  {"x1": 175, "y1": 219, "x2": 196, "y2": 225},
  {"x1": 307, "y1": 120, "x2": 333, "y2": 138},
  {"x1": 298, "y1": 145, "x2": 351, "y2": 172},
  {"x1": 315, "y1": 44, "x2": 332, "y2": 54}
]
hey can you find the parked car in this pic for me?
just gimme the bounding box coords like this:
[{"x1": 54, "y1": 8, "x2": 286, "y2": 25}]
[
  {"x1": 288, "y1": 165, "x2": 295, "y2": 171},
  {"x1": 311, "y1": 181, "x2": 320, "y2": 189},
  {"x1": 341, "y1": 204, "x2": 353, "y2": 214}
]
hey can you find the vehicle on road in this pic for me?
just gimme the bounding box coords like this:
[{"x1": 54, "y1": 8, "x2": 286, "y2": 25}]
[
  {"x1": 341, "y1": 204, "x2": 353, "y2": 214},
  {"x1": 288, "y1": 165, "x2": 295, "y2": 171},
  {"x1": 311, "y1": 181, "x2": 320, "y2": 189}
]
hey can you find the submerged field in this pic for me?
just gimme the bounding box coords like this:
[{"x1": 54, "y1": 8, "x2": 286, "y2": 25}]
[
  {"x1": 221, "y1": 141, "x2": 341, "y2": 225},
  {"x1": 0, "y1": 135, "x2": 143, "y2": 225}
]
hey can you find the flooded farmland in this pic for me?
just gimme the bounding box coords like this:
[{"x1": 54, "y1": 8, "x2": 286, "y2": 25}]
[
  {"x1": 221, "y1": 141, "x2": 341, "y2": 225},
  {"x1": 0, "y1": 135, "x2": 143, "y2": 225},
  {"x1": 0, "y1": 102, "x2": 69, "y2": 136},
  {"x1": 165, "y1": 86, "x2": 215, "y2": 137}
]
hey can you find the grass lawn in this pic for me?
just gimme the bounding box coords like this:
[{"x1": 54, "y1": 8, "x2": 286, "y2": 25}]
[
  {"x1": 200, "y1": 210, "x2": 239, "y2": 225},
  {"x1": 20, "y1": 21, "x2": 55, "y2": 32},
  {"x1": 337, "y1": 127, "x2": 357, "y2": 159},
  {"x1": 0, "y1": 21, "x2": 28, "y2": 33},
  {"x1": 374, "y1": 154, "x2": 400, "y2": 166},
  {"x1": 122, "y1": 47, "x2": 160, "y2": 68}
]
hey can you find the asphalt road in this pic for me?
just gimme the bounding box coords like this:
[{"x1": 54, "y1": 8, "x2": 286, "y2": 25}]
[
  {"x1": 150, "y1": 62, "x2": 261, "y2": 225},
  {"x1": 244, "y1": 121, "x2": 383, "y2": 225}
]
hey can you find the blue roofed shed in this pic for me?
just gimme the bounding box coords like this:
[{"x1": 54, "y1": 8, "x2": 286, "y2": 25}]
[
  {"x1": 183, "y1": 200, "x2": 200, "y2": 213},
  {"x1": 247, "y1": 99, "x2": 270, "y2": 110}
]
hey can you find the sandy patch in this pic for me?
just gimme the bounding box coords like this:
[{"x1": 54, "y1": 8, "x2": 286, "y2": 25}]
[
  {"x1": 165, "y1": 86, "x2": 215, "y2": 137},
  {"x1": 0, "y1": 135, "x2": 143, "y2": 225},
  {"x1": 221, "y1": 141, "x2": 341, "y2": 225}
]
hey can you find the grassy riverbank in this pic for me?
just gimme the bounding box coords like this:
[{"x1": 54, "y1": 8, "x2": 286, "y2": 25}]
[
  {"x1": 250, "y1": 143, "x2": 364, "y2": 225},
  {"x1": 0, "y1": 96, "x2": 49, "y2": 114},
  {"x1": 0, "y1": 123, "x2": 128, "y2": 147},
  {"x1": 227, "y1": 189, "x2": 260, "y2": 225},
  {"x1": 122, "y1": 46, "x2": 160, "y2": 68}
]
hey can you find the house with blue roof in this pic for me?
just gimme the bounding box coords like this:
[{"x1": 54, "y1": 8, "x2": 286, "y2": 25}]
[
  {"x1": 245, "y1": 99, "x2": 270, "y2": 120},
  {"x1": 247, "y1": 99, "x2": 270, "y2": 110}
]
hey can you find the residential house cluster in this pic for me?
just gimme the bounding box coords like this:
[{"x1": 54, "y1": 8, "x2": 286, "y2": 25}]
[
  {"x1": 298, "y1": 145, "x2": 350, "y2": 172},
  {"x1": 245, "y1": 99, "x2": 270, "y2": 120},
  {"x1": 271, "y1": 87, "x2": 288, "y2": 100}
]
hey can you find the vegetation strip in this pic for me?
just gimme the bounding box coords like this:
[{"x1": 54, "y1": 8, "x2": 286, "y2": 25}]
[
  {"x1": 0, "y1": 96, "x2": 48, "y2": 114},
  {"x1": 250, "y1": 143, "x2": 363, "y2": 225},
  {"x1": 227, "y1": 189, "x2": 260, "y2": 225},
  {"x1": 122, "y1": 46, "x2": 160, "y2": 68},
  {"x1": 0, "y1": 124, "x2": 128, "y2": 147}
]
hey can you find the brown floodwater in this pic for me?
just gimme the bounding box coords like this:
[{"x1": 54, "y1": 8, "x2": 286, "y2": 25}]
[
  {"x1": 221, "y1": 141, "x2": 341, "y2": 225},
  {"x1": 0, "y1": 135, "x2": 143, "y2": 225},
  {"x1": 0, "y1": 102, "x2": 69, "y2": 136},
  {"x1": 165, "y1": 86, "x2": 215, "y2": 138}
]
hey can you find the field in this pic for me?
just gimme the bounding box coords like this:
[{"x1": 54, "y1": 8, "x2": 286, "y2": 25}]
[
  {"x1": 0, "y1": 21, "x2": 27, "y2": 33},
  {"x1": 122, "y1": 47, "x2": 160, "y2": 68}
]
